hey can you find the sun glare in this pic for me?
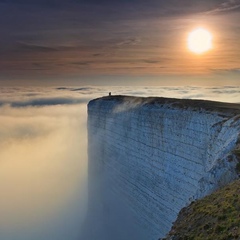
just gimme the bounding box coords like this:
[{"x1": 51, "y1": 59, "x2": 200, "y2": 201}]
[{"x1": 188, "y1": 28, "x2": 213, "y2": 54}]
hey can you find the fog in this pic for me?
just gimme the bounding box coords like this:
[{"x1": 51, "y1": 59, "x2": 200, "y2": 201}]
[
  {"x1": 0, "y1": 85, "x2": 239, "y2": 240},
  {"x1": 0, "y1": 105, "x2": 88, "y2": 240}
]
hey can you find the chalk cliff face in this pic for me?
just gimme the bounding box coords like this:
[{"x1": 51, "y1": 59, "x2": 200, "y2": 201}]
[{"x1": 87, "y1": 96, "x2": 240, "y2": 240}]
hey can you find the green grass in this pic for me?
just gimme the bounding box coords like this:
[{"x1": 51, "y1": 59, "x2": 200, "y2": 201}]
[
  {"x1": 234, "y1": 149, "x2": 240, "y2": 158},
  {"x1": 163, "y1": 179, "x2": 240, "y2": 240}
]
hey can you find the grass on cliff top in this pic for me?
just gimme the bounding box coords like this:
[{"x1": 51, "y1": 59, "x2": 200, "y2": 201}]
[{"x1": 163, "y1": 179, "x2": 240, "y2": 240}]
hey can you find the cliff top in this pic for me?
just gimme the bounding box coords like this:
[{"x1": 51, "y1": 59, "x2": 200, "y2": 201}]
[{"x1": 89, "y1": 95, "x2": 240, "y2": 116}]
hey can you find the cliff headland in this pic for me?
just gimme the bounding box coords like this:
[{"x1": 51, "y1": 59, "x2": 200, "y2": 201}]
[{"x1": 87, "y1": 96, "x2": 240, "y2": 239}]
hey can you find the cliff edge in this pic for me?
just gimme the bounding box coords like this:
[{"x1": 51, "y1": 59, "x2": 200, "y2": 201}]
[{"x1": 87, "y1": 96, "x2": 240, "y2": 240}]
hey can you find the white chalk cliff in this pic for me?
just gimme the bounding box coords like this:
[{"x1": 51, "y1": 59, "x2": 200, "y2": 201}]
[{"x1": 86, "y1": 96, "x2": 240, "y2": 240}]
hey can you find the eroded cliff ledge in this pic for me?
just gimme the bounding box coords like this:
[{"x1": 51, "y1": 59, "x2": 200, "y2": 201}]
[{"x1": 87, "y1": 96, "x2": 240, "y2": 240}]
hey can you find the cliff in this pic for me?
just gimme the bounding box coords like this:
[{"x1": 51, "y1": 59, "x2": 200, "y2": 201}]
[{"x1": 87, "y1": 96, "x2": 240, "y2": 240}]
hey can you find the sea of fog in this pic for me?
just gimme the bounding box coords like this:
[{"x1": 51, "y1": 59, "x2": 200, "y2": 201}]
[{"x1": 0, "y1": 85, "x2": 239, "y2": 240}]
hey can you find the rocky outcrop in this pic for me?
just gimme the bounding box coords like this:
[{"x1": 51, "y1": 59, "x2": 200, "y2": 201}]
[{"x1": 87, "y1": 96, "x2": 240, "y2": 240}]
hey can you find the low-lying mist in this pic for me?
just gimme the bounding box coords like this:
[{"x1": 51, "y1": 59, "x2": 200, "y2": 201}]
[
  {"x1": 0, "y1": 85, "x2": 239, "y2": 240},
  {"x1": 0, "y1": 104, "x2": 88, "y2": 240}
]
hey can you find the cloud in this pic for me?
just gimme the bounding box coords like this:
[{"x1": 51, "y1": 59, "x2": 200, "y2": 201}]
[
  {"x1": 92, "y1": 85, "x2": 240, "y2": 103},
  {"x1": 206, "y1": 0, "x2": 240, "y2": 13},
  {"x1": 10, "y1": 97, "x2": 88, "y2": 107},
  {"x1": 16, "y1": 42, "x2": 58, "y2": 52},
  {"x1": 211, "y1": 68, "x2": 240, "y2": 73},
  {"x1": 0, "y1": 87, "x2": 92, "y2": 107},
  {"x1": 116, "y1": 37, "x2": 141, "y2": 46},
  {"x1": 70, "y1": 61, "x2": 92, "y2": 66},
  {"x1": 70, "y1": 87, "x2": 94, "y2": 91}
]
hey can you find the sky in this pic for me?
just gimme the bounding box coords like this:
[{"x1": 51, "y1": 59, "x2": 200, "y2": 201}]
[{"x1": 0, "y1": 0, "x2": 240, "y2": 86}]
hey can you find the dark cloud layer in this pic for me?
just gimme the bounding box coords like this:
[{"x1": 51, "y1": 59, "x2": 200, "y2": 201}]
[
  {"x1": 10, "y1": 97, "x2": 88, "y2": 107},
  {"x1": 0, "y1": 0, "x2": 235, "y2": 12}
]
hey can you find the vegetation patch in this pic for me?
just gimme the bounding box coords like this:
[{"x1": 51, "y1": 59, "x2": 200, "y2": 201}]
[
  {"x1": 162, "y1": 179, "x2": 240, "y2": 240},
  {"x1": 234, "y1": 149, "x2": 240, "y2": 158}
]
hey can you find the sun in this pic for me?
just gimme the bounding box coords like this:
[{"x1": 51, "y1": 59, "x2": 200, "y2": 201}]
[{"x1": 188, "y1": 28, "x2": 213, "y2": 54}]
